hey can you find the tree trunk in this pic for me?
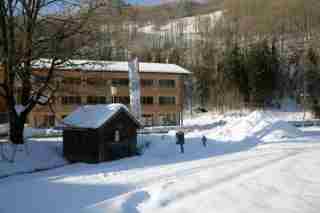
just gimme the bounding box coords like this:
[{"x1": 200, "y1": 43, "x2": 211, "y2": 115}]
[{"x1": 9, "y1": 111, "x2": 25, "y2": 145}]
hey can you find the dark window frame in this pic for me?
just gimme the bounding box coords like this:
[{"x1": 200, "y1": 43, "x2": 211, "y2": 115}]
[
  {"x1": 159, "y1": 79, "x2": 175, "y2": 88},
  {"x1": 112, "y1": 79, "x2": 129, "y2": 87},
  {"x1": 141, "y1": 79, "x2": 154, "y2": 88},
  {"x1": 159, "y1": 96, "x2": 176, "y2": 105},
  {"x1": 61, "y1": 96, "x2": 82, "y2": 105},
  {"x1": 87, "y1": 96, "x2": 107, "y2": 104},
  {"x1": 141, "y1": 96, "x2": 154, "y2": 105},
  {"x1": 112, "y1": 96, "x2": 130, "y2": 105}
]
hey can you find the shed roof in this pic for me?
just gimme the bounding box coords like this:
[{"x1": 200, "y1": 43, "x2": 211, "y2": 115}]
[
  {"x1": 32, "y1": 59, "x2": 191, "y2": 75},
  {"x1": 62, "y1": 104, "x2": 140, "y2": 129}
]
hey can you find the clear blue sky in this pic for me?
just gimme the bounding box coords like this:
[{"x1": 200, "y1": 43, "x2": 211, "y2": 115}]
[{"x1": 125, "y1": 0, "x2": 163, "y2": 5}]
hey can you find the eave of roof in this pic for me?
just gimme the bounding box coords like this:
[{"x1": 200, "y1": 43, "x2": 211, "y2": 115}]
[
  {"x1": 32, "y1": 59, "x2": 191, "y2": 75},
  {"x1": 61, "y1": 104, "x2": 141, "y2": 129}
]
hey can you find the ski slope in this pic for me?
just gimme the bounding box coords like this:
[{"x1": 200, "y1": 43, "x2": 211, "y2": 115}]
[{"x1": 1, "y1": 111, "x2": 320, "y2": 213}]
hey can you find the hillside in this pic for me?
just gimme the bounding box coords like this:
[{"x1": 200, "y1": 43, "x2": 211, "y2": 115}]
[{"x1": 138, "y1": 10, "x2": 223, "y2": 36}]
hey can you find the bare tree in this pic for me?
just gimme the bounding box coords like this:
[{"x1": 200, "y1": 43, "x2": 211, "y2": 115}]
[{"x1": 0, "y1": 0, "x2": 97, "y2": 145}]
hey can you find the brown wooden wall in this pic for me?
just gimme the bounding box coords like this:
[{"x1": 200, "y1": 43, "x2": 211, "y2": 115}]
[{"x1": 63, "y1": 110, "x2": 139, "y2": 163}]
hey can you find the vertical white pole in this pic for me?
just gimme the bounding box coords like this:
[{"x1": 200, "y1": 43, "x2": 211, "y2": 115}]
[{"x1": 128, "y1": 56, "x2": 141, "y2": 121}]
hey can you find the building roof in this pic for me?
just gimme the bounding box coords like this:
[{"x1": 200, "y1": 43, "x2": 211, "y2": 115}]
[
  {"x1": 33, "y1": 59, "x2": 191, "y2": 75},
  {"x1": 62, "y1": 104, "x2": 140, "y2": 129}
]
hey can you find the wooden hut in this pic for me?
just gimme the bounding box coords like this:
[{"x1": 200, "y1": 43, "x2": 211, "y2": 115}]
[{"x1": 62, "y1": 104, "x2": 141, "y2": 163}]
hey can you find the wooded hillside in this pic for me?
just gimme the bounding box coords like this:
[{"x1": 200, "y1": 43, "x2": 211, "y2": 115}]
[{"x1": 45, "y1": 0, "x2": 320, "y2": 116}]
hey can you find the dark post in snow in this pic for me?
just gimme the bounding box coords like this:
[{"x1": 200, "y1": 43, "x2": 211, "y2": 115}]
[
  {"x1": 201, "y1": 135, "x2": 207, "y2": 147},
  {"x1": 176, "y1": 131, "x2": 185, "y2": 153}
]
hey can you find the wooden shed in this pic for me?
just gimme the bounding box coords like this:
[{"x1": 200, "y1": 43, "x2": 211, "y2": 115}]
[{"x1": 62, "y1": 104, "x2": 141, "y2": 163}]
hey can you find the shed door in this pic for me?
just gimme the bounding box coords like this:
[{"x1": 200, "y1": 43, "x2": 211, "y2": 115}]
[{"x1": 108, "y1": 139, "x2": 130, "y2": 160}]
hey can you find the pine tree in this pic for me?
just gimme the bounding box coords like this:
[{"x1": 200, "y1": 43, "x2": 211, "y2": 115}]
[{"x1": 305, "y1": 47, "x2": 320, "y2": 118}]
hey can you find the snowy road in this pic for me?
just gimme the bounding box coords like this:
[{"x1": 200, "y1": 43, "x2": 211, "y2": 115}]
[{"x1": 1, "y1": 140, "x2": 320, "y2": 213}]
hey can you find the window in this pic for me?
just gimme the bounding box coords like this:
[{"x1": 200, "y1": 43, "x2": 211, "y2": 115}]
[
  {"x1": 142, "y1": 114, "x2": 153, "y2": 126},
  {"x1": 61, "y1": 96, "x2": 82, "y2": 105},
  {"x1": 87, "y1": 78, "x2": 105, "y2": 86},
  {"x1": 87, "y1": 96, "x2": 106, "y2": 104},
  {"x1": 159, "y1": 79, "x2": 175, "y2": 88},
  {"x1": 159, "y1": 96, "x2": 176, "y2": 105},
  {"x1": 141, "y1": 96, "x2": 154, "y2": 105},
  {"x1": 112, "y1": 79, "x2": 129, "y2": 87},
  {"x1": 141, "y1": 79, "x2": 154, "y2": 87},
  {"x1": 62, "y1": 77, "x2": 81, "y2": 85},
  {"x1": 159, "y1": 113, "x2": 177, "y2": 126},
  {"x1": 112, "y1": 96, "x2": 130, "y2": 105},
  {"x1": 114, "y1": 130, "x2": 120, "y2": 142},
  {"x1": 42, "y1": 115, "x2": 55, "y2": 127}
]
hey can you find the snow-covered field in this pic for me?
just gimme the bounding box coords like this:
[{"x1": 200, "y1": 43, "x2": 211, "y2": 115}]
[
  {"x1": 1, "y1": 111, "x2": 320, "y2": 213},
  {"x1": 0, "y1": 138, "x2": 67, "y2": 178}
]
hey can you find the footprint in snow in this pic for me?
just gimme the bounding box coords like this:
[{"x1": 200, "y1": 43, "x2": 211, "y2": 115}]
[{"x1": 122, "y1": 191, "x2": 150, "y2": 213}]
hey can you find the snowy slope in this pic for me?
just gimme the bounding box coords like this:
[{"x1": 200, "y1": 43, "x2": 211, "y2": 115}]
[{"x1": 139, "y1": 10, "x2": 223, "y2": 36}]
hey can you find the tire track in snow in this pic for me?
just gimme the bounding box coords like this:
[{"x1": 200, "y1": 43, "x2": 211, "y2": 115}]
[
  {"x1": 93, "y1": 149, "x2": 304, "y2": 212},
  {"x1": 127, "y1": 147, "x2": 314, "y2": 188},
  {"x1": 155, "y1": 150, "x2": 303, "y2": 208},
  {"x1": 122, "y1": 152, "x2": 279, "y2": 188}
]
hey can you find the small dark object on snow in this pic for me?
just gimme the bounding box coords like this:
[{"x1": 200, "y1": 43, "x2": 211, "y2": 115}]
[
  {"x1": 195, "y1": 107, "x2": 208, "y2": 113},
  {"x1": 176, "y1": 131, "x2": 185, "y2": 153},
  {"x1": 201, "y1": 136, "x2": 207, "y2": 147}
]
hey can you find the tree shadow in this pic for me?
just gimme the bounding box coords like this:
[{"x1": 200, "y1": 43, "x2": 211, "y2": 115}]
[
  {"x1": 38, "y1": 134, "x2": 261, "y2": 182},
  {"x1": 0, "y1": 177, "x2": 133, "y2": 213},
  {"x1": 44, "y1": 124, "x2": 320, "y2": 182}
]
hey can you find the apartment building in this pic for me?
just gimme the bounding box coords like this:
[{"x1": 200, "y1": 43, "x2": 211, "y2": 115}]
[{"x1": 23, "y1": 60, "x2": 191, "y2": 127}]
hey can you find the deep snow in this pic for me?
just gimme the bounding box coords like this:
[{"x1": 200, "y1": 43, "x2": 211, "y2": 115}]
[
  {"x1": 1, "y1": 111, "x2": 320, "y2": 213},
  {"x1": 0, "y1": 138, "x2": 67, "y2": 178}
]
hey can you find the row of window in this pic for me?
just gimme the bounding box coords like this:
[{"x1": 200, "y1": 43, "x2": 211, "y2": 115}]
[
  {"x1": 61, "y1": 78, "x2": 176, "y2": 88},
  {"x1": 60, "y1": 96, "x2": 176, "y2": 105},
  {"x1": 112, "y1": 79, "x2": 176, "y2": 88},
  {"x1": 61, "y1": 96, "x2": 106, "y2": 105},
  {"x1": 37, "y1": 113, "x2": 178, "y2": 127},
  {"x1": 112, "y1": 96, "x2": 176, "y2": 105}
]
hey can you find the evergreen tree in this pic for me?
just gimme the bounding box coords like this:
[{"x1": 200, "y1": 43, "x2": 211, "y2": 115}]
[
  {"x1": 305, "y1": 47, "x2": 320, "y2": 117},
  {"x1": 223, "y1": 43, "x2": 250, "y2": 103},
  {"x1": 246, "y1": 41, "x2": 277, "y2": 107},
  {"x1": 177, "y1": 0, "x2": 193, "y2": 18}
]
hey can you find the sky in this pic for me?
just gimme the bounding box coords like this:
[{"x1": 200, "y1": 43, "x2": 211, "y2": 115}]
[
  {"x1": 125, "y1": 0, "x2": 208, "y2": 6},
  {"x1": 125, "y1": 0, "x2": 164, "y2": 5}
]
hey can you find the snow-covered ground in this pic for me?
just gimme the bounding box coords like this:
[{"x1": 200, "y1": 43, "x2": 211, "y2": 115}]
[
  {"x1": 1, "y1": 111, "x2": 320, "y2": 213},
  {"x1": 0, "y1": 138, "x2": 67, "y2": 178}
]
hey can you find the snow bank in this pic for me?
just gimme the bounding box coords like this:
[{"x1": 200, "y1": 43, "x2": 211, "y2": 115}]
[
  {"x1": 24, "y1": 128, "x2": 62, "y2": 139},
  {"x1": 0, "y1": 138, "x2": 67, "y2": 178},
  {"x1": 208, "y1": 111, "x2": 303, "y2": 142},
  {"x1": 183, "y1": 113, "x2": 220, "y2": 127},
  {"x1": 138, "y1": 111, "x2": 304, "y2": 162}
]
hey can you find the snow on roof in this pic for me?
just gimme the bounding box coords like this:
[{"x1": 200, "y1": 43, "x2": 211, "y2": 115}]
[
  {"x1": 138, "y1": 10, "x2": 223, "y2": 35},
  {"x1": 62, "y1": 104, "x2": 135, "y2": 129},
  {"x1": 32, "y1": 59, "x2": 191, "y2": 75}
]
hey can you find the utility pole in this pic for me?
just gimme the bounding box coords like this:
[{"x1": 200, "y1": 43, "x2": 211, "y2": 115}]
[{"x1": 128, "y1": 54, "x2": 142, "y2": 121}]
